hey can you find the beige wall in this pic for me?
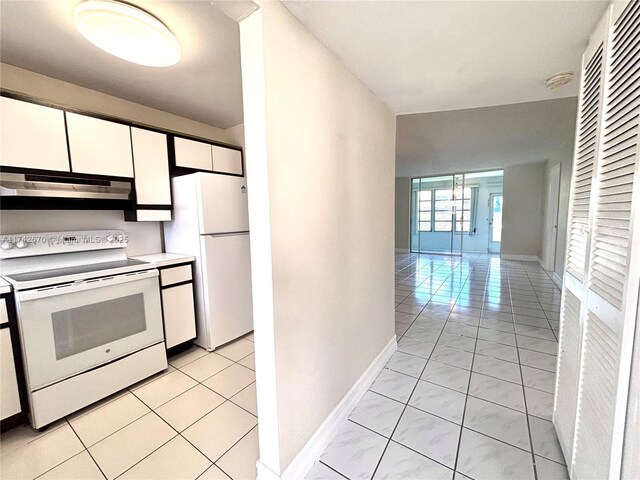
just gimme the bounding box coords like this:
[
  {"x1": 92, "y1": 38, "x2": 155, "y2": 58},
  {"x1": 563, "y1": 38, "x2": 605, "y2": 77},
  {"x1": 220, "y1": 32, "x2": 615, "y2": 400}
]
[
  {"x1": 541, "y1": 155, "x2": 573, "y2": 278},
  {"x1": 0, "y1": 63, "x2": 241, "y2": 254},
  {"x1": 501, "y1": 161, "x2": 546, "y2": 257},
  {"x1": 395, "y1": 177, "x2": 411, "y2": 250},
  {"x1": 241, "y1": 2, "x2": 396, "y2": 473}
]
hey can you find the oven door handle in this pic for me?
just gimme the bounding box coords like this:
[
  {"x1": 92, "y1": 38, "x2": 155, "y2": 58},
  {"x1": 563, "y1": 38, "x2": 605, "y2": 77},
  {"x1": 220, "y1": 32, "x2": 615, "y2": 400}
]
[{"x1": 17, "y1": 269, "x2": 159, "y2": 302}]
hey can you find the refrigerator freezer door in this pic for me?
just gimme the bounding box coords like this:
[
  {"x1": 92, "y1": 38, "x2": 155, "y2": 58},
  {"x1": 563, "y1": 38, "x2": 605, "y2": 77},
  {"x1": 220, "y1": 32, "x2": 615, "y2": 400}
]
[
  {"x1": 200, "y1": 233, "x2": 253, "y2": 348},
  {"x1": 197, "y1": 173, "x2": 249, "y2": 235}
]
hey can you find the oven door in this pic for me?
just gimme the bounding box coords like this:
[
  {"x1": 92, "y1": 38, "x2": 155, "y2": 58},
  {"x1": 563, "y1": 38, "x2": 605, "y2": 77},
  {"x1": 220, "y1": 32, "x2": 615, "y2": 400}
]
[{"x1": 16, "y1": 269, "x2": 164, "y2": 390}]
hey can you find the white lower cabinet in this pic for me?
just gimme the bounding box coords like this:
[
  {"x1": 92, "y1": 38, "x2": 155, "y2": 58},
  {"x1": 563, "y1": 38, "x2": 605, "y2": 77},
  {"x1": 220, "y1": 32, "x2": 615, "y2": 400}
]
[
  {"x1": 160, "y1": 264, "x2": 196, "y2": 349},
  {"x1": 1, "y1": 299, "x2": 21, "y2": 422}
]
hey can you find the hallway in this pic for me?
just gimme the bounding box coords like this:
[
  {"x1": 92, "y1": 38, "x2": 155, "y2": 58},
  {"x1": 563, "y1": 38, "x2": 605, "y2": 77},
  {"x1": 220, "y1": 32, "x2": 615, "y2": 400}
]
[{"x1": 308, "y1": 253, "x2": 568, "y2": 480}]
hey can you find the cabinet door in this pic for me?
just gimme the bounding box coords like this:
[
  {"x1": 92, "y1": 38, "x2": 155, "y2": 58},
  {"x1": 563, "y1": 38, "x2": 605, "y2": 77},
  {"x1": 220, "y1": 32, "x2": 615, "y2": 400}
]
[
  {"x1": 1, "y1": 328, "x2": 21, "y2": 420},
  {"x1": 162, "y1": 284, "x2": 196, "y2": 349},
  {"x1": 0, "y1": 97, "x2": 70, "y2": 172},
  {"x1": 174, "y1": 137, "x2": 212, "y2": 171},
  {"x1": 66, "y1": 112, "x2": 134, "y2": 177},
  {"x1": 131, "y1": 128, "x2": 171, "y2": 205},
  {"x1": 212, "y1": 145, "x2": 243, "y2": 175}
]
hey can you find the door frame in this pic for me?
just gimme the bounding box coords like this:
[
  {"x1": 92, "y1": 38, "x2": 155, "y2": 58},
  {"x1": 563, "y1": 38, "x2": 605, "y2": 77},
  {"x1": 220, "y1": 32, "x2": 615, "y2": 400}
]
[{"x1": 543, "y1": 163, "x2": 561, "y2": 272}]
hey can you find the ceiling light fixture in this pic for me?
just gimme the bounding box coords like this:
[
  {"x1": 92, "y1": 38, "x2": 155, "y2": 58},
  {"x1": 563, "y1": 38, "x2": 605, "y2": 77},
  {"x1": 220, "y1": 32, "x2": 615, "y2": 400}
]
[
  {"x1": 545, "y1": 72, "x2": 574, "y2": 90},
  {"x1": 73, "y1": 0, "x2": 181, "y2": 67}
]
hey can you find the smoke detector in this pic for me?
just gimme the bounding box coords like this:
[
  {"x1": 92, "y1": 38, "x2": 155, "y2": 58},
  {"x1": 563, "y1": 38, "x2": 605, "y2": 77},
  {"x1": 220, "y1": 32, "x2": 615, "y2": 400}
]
[{"x1": 545, "y1": 72, "x2": 574, "y2": 90}]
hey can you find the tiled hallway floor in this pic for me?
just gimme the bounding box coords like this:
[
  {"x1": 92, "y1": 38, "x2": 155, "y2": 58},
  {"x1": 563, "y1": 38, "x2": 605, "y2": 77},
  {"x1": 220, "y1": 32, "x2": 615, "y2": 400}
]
[
  {"x1": 1, "y1": 334, "x2": 258, "y2": 480},
  {"x1": 308, "y1": 253, "x2": 568, "y2": 480}
]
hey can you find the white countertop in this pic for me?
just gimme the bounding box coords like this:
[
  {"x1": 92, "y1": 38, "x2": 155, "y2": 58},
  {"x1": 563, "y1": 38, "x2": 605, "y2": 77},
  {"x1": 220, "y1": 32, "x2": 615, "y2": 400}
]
[
  {"x1": 130, "y1": 253, "x2": 196, "y2": 268},
  {"x1": 0, "y1": 277, "x2": 12, "y2": 295}
]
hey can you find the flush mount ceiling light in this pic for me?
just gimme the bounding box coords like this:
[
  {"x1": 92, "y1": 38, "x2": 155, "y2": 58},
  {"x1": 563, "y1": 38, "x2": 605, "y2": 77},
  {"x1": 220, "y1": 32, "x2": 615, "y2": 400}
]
[
  {"x1": 545, "y1": 71, "x2": 574, "y2": 90},
  {"x1": 73, "y1": 0, "x2": 181, "y2": 67}
]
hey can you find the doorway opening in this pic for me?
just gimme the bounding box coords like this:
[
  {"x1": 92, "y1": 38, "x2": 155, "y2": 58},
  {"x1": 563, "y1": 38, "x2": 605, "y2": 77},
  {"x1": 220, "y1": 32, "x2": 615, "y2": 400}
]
[{"x1": 410, "y1": 169, "x2": 504, "y2": 255}]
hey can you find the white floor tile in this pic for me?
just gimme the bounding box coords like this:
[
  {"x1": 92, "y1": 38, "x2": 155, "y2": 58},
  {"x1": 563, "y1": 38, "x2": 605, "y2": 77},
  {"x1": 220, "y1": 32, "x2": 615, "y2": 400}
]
[
  {"x1": 392, "y1": 406, "x2": 460, "y2": 468},
  {"x1": 182, "y1": 401, "x2": 257, "y2": 462},
  {"x1": 421, "y1": 361, "x2": 470, "y2": 394},
  {"x1": 239, "y1": 353, "x2": 256, "y2": 371},
  {"x1": 168, "y1": 346, "x2": 209, "y2": 368},
  {"x1": 155, "y1": 384, "x2": 225, "y2": 432},
  {"x1": 409, "y1": 381, "x2": 466, "y2": 424},
  {"x1": 1, "y1": 423, "x2": 85, "y2": 480},
  {"x1": 469, "y1": 373, "x2": 525, "y2": 412},
  {"x1": 69, "y1": 392, "x2": 150, "y2": 446},
  {"x1": 373, "y1": 441, "x2": 453, "y2": 480},
  {"x1": 305, "y1": 462, "x2": 346, "y2": 480},
  {"x1": 88, "y1": 413, "x2": 176, "y2": 479},
  {"x1": 199, "y1": 464, "x2": 233, "y2": 480},
  {"x1": 529, "y1": 416, "x2": 566, "y2": 464},
  {"x1": 216, "y1": 427, "x2": 259, "y2": 480},
  {"x1": 131, "y1": 369, "x2": 198, "y2": 409},
  {"x1": 348, "y1": 391, "x2": 404, "y2": 437},
  {"x1": 39, "y1": 451, "x2": 104, "y2": 480},
  {"x1": 369, "y1": 369, "x2": 418, "y2": 403},
  {"x1": 118, "y1": 435, "x2": 211, "y2": 480},
  {"x1": 456, "y1": 428, "x2": 535, "y2": 480},
  {"x1": 385, "y1": 351, "x2": 428, "y2": 378},
  {"x1": 203, "y1": 363, "x2": 256, "y2": 398},
  {"x1": 320, "y1": 421, "x2": 387, "y2": 480},
  {"x1": 463, "y1": 396, "x2": 531, "y2": 451},
  {"x1": 535, "y1": 455, "x2": 569, "y2": 480},
  {"x1": 216, "y1": 339, "x2": 255, "y2": 362},
  {"x1": 231, "y1": 382, "x2": 258, "y2": 416},
  {"x1": 179, "y1": 353, "x2": 235, "y2": 382}
]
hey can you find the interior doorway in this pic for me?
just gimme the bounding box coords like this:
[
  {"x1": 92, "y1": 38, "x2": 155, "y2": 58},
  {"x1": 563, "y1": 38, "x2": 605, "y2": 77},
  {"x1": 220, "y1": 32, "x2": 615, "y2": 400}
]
[
  {"x1": 410, "y1": 170, "x2": 504, "y2": 255},
  {"x1": 542, "y1": 163, "x2": 561, "y2": 271},
  {"x1": 488, "y1": 193, "x2": 503, "y2": 253}
]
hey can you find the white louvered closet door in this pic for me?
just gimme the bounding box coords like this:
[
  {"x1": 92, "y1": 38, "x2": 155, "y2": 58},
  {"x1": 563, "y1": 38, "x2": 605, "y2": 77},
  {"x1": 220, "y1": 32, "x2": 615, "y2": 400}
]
[
  {"x1": 553, "y1": 9, "x2": 608, "y2": 468},
  {"x1": 568, "y1": 1, "x2": 640, "y2": 479}
]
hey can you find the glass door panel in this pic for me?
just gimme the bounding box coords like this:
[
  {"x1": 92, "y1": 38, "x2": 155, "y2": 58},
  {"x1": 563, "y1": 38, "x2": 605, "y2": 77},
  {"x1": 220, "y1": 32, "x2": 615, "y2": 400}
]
[
  {"x1": 451, "y1": 174, "x2": 465, "y2": 255},
  {"x1": 489, "y1": 194, "x2": 503, "y2": 253},
  {"x1": 411, "y1": 175, "x2": 456, "y2": 255}
]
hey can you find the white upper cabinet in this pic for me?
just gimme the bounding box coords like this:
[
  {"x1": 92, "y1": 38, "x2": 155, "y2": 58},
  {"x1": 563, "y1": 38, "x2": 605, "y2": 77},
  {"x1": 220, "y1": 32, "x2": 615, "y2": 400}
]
[
  {"x1": 0, "y1": 96, "x2": 70, "y2": 172},
  {"x1": 174, "y1": 137, "x2": 212, "y2": 171},
  {"x1": 212, "y1": 145, "x2": 243, "y2": 175},
  {"x1": 131, "y1": 127, "x2": 171, "y2": 206},
  {"x1": 66, "y1": 112, "x2": 134, "y2": 178}
]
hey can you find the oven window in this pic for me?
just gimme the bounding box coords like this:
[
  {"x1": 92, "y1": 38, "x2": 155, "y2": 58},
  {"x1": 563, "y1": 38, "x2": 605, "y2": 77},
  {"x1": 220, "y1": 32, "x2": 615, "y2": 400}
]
[{"x1": 52, "y1": 294, "x2": 146, "y2": 360}]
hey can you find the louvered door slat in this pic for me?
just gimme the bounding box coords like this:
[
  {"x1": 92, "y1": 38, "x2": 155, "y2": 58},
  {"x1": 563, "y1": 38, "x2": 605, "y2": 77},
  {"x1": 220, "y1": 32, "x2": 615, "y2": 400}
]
[
  {"x1": 573, "y1": 313, "x2": 619, "y2": 479},
  {"x1": 566, "y1": 44, "x2": 605, "y2": 280},
  {"x1": 554, "y1": 289, "x2": 582, "y2": 461}
]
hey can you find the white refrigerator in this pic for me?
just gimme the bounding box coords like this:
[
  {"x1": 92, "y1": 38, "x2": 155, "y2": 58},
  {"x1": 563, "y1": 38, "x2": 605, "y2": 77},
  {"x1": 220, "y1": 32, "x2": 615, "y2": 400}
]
[{"x1": 164, "y1": 172, "x2": 253, "y2": 350}]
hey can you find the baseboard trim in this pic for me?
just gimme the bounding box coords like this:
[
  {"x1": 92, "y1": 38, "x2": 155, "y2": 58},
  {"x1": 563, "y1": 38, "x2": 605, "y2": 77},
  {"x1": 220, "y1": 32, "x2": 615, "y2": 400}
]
[
  {"x1": 500, "y1": 254, "x2": 541, "y2": 262},
  {"x1": 551, "y1": 272, "x2": 563, "y2": 289},
  {"x1": 263, "y1": 335, "x2": 397, "y2": 480}
]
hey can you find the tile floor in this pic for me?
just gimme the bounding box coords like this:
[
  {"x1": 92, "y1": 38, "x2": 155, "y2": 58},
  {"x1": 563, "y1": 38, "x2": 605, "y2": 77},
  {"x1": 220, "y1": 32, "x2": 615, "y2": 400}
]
[
  {"x1": 308, "y1": 253, "x2": 568, "y2": 480},
  {"x1": 0, "y1": 334, "x2": 258, "y2": 480}
]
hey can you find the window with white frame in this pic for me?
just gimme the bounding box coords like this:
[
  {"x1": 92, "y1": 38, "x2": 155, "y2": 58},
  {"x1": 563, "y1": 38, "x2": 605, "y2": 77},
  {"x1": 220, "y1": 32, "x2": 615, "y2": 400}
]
[
  {"x1": 416, "y1": 186, "x2": 473, "y2": 233},
  {"x1": 417, "y1": 190, "x2": 432, "y2": 231}
]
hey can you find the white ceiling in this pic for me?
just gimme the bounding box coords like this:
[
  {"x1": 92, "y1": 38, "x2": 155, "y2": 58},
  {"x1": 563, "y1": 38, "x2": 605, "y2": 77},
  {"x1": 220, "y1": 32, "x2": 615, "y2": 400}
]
[
  {"x1": 0, "y1": 0, "x2": 243, "y2": 128},
  {"x1": 283, "y1": 1, "x2": 608, "y2": 114},
  {"x1": 396, "y1": 97, "x2": 578, "y2": 177}
]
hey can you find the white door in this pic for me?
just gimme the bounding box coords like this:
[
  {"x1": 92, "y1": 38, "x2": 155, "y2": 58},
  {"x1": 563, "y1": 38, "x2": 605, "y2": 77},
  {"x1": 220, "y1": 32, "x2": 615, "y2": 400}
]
[
  {"x1": 570, "y1": 2, "x2": 640, "y2": 478},
  {"x1": 197, "y1": 173, "x2": 249, "y2": 234},
  {"x1": 201, "y1": 234, "x2": 253, "y2": 348},
  {"x1": 542, "y1": 163, "x2": 561, "y2": 271},
  {"x1": 554, "y1": 9, "x2": 608, "y2": 467}
]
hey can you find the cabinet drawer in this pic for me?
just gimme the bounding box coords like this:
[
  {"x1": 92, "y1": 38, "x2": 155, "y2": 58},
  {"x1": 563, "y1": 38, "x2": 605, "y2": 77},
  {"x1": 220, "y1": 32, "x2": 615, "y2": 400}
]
[
  {"x1": 66, "y1": 113, "x2": 134, "y2": 178},
  {"x1": 160, "y1": 265, "x2": 192, "y2": 287},
  {"x1": 1, "y1": 328, "x2": 21, "y2": 420},
  {"x1": 174, "y1": 138, "x2": 212, "y2": 171},
  {"x1": 162, "y1": 284, "x2": 196, "y2": 349},
  {"x1": 0, "y1": 97, "x2": 70, "y2": 172},
  {"x1": 212, "y1": 145, "x2": 243, "y2": 175}
]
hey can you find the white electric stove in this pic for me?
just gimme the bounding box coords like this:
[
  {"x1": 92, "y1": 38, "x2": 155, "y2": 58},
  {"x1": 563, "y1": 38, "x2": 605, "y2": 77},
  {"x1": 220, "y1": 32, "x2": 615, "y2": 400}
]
[{"x1": 0, "y1": 230, "x2": 167, "y2": 429}]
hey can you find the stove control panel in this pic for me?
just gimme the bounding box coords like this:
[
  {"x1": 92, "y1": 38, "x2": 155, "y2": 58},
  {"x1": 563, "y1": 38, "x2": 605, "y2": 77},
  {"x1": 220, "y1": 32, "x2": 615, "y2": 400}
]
[{"x1": 0, "y1": 230, "x2": 128, "y2": 259}]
